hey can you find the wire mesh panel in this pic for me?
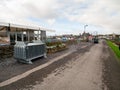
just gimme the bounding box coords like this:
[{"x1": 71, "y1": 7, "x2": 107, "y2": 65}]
[{"x1": 14, "y1": 41, "x2": 46, "y2": 64}]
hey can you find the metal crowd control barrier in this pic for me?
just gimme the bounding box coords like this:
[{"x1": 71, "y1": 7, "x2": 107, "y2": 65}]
[{"x1": 14, "y1": 41, "x2": 46, "y2": 64}]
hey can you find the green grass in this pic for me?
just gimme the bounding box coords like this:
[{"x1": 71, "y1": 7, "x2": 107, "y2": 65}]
[{"x1": 107, "y1": 40, "x2": 120, "y2": 60}]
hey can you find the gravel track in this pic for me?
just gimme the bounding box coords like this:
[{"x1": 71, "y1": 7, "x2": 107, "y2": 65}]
[{"x1": 0, "y1": 40, "x2": 120, "y2": 90}]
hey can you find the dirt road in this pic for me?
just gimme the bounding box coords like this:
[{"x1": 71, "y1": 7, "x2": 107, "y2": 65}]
[
  {"x1": 0, "y1": 40, "x2": 120, "y2": 90},
  {"x1": 30, "y1": 40, "x2": 104, "y2": 90}
]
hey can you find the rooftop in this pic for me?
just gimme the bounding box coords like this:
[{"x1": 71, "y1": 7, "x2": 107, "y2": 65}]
[{"x1": 0, "y1": 22, "x2": 55, "y2": 32}]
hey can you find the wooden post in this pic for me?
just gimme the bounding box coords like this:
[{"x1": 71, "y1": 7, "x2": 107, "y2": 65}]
[
  {"x1": 15, "y1": 28, "x2": 17, "y2": 42},
  {"x1": 7, "y1": 23, "x2": 11, "y2": 44},
  {"x1": 21, "y1": 29, "x2": 24, "y2": 42},
  {"x1": 27, "y1": 30, "x2": 30, "y2": 42}
]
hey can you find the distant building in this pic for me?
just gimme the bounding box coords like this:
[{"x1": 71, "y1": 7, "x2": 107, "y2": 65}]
[{"x1": 81, "y1": 31, "x2": 91, "y2": 41}]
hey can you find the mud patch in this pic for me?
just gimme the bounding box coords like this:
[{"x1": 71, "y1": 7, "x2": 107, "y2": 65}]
[
  {"x1": 102, "y1": 41, "x2": 120, "y2": 90},
  {"x1": 0, "y1": 44, "x2": 92, "y2": 90}
]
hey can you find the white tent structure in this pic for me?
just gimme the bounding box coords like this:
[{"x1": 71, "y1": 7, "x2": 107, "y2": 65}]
[
  {"x1": 0, "y1": 22, "x2": 55, "y2": 64},
  {"x1": 0, "y1": 22, "x2": 54, "y2": 44}
]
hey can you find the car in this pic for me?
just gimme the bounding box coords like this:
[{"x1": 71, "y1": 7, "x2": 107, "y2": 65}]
[{"x1": 93, "y1": 37, "x2": 99, "y2": 43}]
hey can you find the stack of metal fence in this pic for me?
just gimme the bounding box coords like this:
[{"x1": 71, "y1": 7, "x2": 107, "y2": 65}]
[{"x1": 14, "y1": 40, "x2": 46, "y2": 64}]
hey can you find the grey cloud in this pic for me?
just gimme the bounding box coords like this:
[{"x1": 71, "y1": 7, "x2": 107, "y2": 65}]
[
  {"x1": 61, "y1": 0, "x2": 120, "y2": 33},
  {"x1": 0, "y1": 0, "x2": 120, "y2": 34}
]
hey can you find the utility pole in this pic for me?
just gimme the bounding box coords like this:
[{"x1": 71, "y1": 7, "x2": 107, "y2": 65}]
[
  {"x1": 83, "y1": 25, "x2": 88, "y2": 41},
  {"x1": 84, "y1": 25, "x2": 88, "y2": 32}
]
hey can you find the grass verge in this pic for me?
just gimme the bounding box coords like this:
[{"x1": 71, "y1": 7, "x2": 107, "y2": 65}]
[{"x1": 106, "y1": 40, "x2": 120, "y2": 61}]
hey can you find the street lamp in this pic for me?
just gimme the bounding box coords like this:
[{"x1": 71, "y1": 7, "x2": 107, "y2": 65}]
[
  {"x1": 83, "y1": 25, "x2": 88, "y2": 41},
  {"x1": 84, "y1": 24, "x2": 88, "y2": 32}
]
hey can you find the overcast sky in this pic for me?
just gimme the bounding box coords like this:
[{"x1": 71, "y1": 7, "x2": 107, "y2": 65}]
[{"x1": 0, "y1": 0, "x2": 120, "y2": 35}]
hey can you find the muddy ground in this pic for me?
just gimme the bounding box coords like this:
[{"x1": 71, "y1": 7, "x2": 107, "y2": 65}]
[
  {"x1": 0, "y1": 40, "x2": 120, "y2": 90},
  {"x1": 0, "y1": 42, "x2": 92, "y2": 90},
  {"x1": 102, "y1": 41, "x2": 120, "y2": 90},
  {"x1": 0, "y1": 42, "x2": 89, "y2": 82}
]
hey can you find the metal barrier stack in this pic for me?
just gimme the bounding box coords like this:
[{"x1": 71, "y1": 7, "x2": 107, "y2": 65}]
[{"x1": 14, "y1": 41, "x2": 46, "y2": 64}]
